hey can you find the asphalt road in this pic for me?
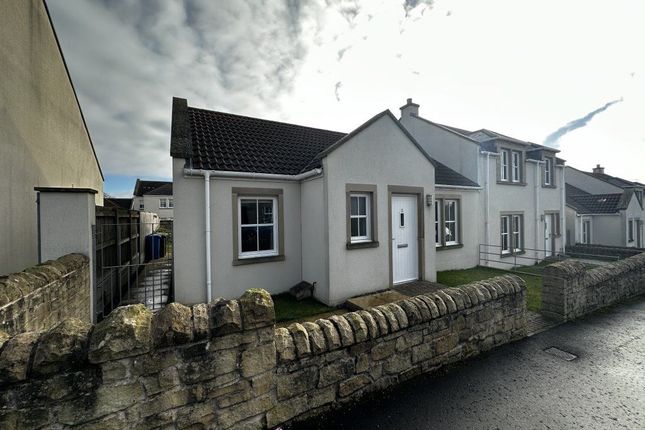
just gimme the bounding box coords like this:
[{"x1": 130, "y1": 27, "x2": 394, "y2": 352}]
[{"x1": 291, "y1": 297, "x2": 645, "y2": 430}]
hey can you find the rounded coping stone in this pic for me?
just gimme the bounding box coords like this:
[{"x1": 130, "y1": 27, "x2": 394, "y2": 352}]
[
  {"x1": 507, "y1": 274, "x2": 526, "y2": 292},
  {"x1": 302, "y1": 322, "x2": 327, "y2": 354},
  {"x1": 375, "y1": 305, "x2": 399, "y2": 332},
  {"x1": 470, "y1": 284, "x2": 488, "y2": 303},
  {"x1": 409, "y1": 297, "x2": 432, "y2": 322},
  {"x1": 385, "y1": 303, "x2": 409, "y2": 329},
  {"x1": 434, "y1": 291, "x2": 457, "y2": 314},
  {"x1": 274, "y1": 327, "x2": 296, "y2": 362},
  {"x1": 458, "y1": 285, "x2": 478, "y2": 306},
  {"x1": 416, "y1": 295, "x2": 440, "y2": 319},
  {"x1": 328, "y1": 315, "x2": 355, "y2": 347},
  {"x1": 425, "y1": 293, "x2": 447, "y2": 316},
  {"x1": 344, "y1": 312, "x2": 369, "y2": 343},
  {"x1": 32, "y1": 318, "x2": 92, "y2": 376},
  {"x1": 472, "y1": 282, "x2": 492, "y2": 302},
  {"x1": 152, "y1": 302, "x2": 194, "y2": 348},
  {"x1": 499, "y1": 276, "x2": 518, "y2": 294},
  {"x1": 287, "y1": 322, "x2": 311, "y2": 357},
  {"x1": 489, "y1": 279, "x2": 506, "y2": 297},
  {"x1": 397, "y1": 300, "x2": 422, "y2": 326},
  {"x1": 356, "y1": 310, "x2": 380, "y2": 339},
  {"x1": 444, "y1": 289, "x2": 466, "y2": 310},
  {"x1": 466, "y1": 284, "x2": 485, "y2": 305},
  {"x1": 315, "y1": 318, "x2": 342, "y2": 350},
  {"x1": 479, "y1": 280, "x2": 499, "y2": 299},
  {"x1": 366, "y1": 308, "x2": 390, "y2": 335}
]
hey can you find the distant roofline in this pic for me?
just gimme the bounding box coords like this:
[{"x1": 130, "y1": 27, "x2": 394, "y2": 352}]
[
  {"x1": 406, "y1": 114, "x2": 481, "y2": 146},
  {"x1": 43, "y1": 0, "x2": 104, "y2": 181},
  {"x1": 566, "y1": 165, "x2": 636, "y2": 189}
]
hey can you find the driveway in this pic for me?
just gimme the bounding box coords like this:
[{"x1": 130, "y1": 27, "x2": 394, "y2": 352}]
[{"x1": 290, "y1": 296, "x2": 645, "y2": 429}]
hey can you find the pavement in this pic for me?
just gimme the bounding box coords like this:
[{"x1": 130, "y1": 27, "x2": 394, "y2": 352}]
[{"x1": 290, "y1": 296, "x2": 645, "y2": 430}]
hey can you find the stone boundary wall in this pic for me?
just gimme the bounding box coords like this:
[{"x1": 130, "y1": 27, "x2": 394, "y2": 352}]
[
  {"x1": 0, "y1": 254, "x2": 90, "y2": 336},
  {"x1": 0, "y1": 276, "x2": 526, "y2": 430},
  {"x1": 542, "y1": 252, "x2": 645, "y2": 321},
  {"x1": 566, "y1": 244, "x2": 644, "y2": 260}
]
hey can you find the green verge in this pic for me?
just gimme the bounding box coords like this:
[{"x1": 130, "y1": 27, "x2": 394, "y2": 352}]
[
  {"x1": 437, "y1": 266, "x2": 542, "y2": 312},
  {"x1": 272, "y1": 293, "x2": 336, "y2": 323}
]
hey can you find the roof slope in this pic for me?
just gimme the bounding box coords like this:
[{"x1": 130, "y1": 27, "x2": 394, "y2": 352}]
[
  {"x1": 146, "y1": 183, "x2": 173, "y2": 196},
  {"x1": 566, "y1": 193, "x2": 623, "y2": 214},
  {"x1": 188, "y1": 107, "x2": 345, "y2": 175},
  {"x1": 172, "y1": 99, "x2": 478, "y2": 187},
  {"x1": 134, "y1": 180, "x2": 172, "y2": 196},
  {"x1": 104, "y1": 198, "x2": 132, "y2": 210}
]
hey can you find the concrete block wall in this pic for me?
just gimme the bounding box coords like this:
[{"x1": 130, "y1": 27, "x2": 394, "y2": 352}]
[
  {"x1": 542, "y1": 253, "x2": 645, "y2": 321},
  {"x1": 0, "y1": 278, "x2": 526, "y2": 430},
  {"x1": 0, "y1": 254, "x2": 90, "y2": 336}
]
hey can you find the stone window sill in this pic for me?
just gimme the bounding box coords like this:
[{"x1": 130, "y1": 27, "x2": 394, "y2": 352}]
[
  {"x1": 436, "y1": 243, "x2": 464, "y2": 251},
  {"x1": 347, "y1": 241, "x2": 379, "y2": 250},
  {"x1": 233, "y1": 254, "x2": 285, "y2": 266}
]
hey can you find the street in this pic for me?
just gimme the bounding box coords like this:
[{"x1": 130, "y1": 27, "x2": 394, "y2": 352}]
[{"x1": 291, "y1": 297, "x2": 645, "y2": 429}]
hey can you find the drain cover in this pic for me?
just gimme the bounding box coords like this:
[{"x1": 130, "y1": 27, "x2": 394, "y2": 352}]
[{"x1": 544, "y1": 347, "x2": 578, "y2": 361}]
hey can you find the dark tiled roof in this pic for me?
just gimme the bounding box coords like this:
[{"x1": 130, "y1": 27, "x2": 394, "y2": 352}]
[
  {"x1": 567, "y1": 193, "x2": 622, "y2": 214},
  {"x1": 566, "y1": 183, "x2": 589, "y2": 196},
  {"x1": 104, "y1": 198, "x2": 132, "y2": 210},
  {"x1": 173, "y1": 101, "x2": 479, "y2": 187},
  {"x1": 188, "y1": 107, "x2": 346, "y2": 175},
  {"x1": 146, "y1": 183, "x2": 173, "y2": 196},
  {"x1": 133, "y1": 180, "x2": 172, "y2": 196},
  {"x1": 434, "y1": 160, "x2": 479, "y2": 187}
]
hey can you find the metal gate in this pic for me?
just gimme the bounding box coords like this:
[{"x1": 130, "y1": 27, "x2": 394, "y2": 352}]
[{"x1": 93, "y1": 207, "x2": 173, "y2": 321}]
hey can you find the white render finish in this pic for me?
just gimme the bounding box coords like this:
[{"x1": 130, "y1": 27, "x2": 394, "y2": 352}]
[
  {"x1": 0, "y1": 1, "x2": 104, "y2": 275},
  {"x1": 565, "y1": 166, "x2": 623, "y2": 194},
  {"x1": 400, "y1": 101, "x2": 566, "y2": 272},
  {"x1": 173, "y1": 112, "x2": 436, "y2": 305},
  {"x1": 132, "y1": 195, "x2": 174, "y2": 220}
]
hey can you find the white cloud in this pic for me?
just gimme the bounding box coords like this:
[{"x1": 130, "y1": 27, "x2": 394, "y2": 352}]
[{"x1": 48, "y1": 0, "x2": 645, "y2": 183}]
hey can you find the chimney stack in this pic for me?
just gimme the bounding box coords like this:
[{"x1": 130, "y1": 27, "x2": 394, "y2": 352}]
[
  {"x1": 592, "y1": 164, "x2": 605, "y2": 175},
  {"x1": 399, "y1": 98, "x2": 419, "y2": 118}
]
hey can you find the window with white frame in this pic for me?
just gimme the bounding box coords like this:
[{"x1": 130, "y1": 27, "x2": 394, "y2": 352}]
[
  {"x1": 500, "y1": 150, "x2": 509, "y2": 181},
  {"x1": 434, "y1": 203, "x2": 441, "y2": 247},
  {"x1": 628, "y1": 219, "x2": 634, "y2": 242},
  {"x1": 444, "y1": 200, "x2": 459, "y2": 245},
  {"x1": 168, "y1": 198, "x2": 174, "y2": 208},
  {"x1": 159, "y1": 198, "x2": 167, "y2": 208},
  {"x1": 501, "y1": 216, "x2": 510, "y2": 253},
  {"x1": 350, "y1": 193, "x2": 371, "y2": 243},
  {"x1": 582, "y1": 219, "x2": 591, "y2": 244},
  {"x1": 435, "y1": 198, "x2": 460, "y2": 247},
  {"x1": 501, "y1": 214, "x2": 523, "y2": 254},
  {"x1": 139, "y1": 200, "x2": 144, "y2": 210},
  {"x1": 544, "y1": 157, "x2": 553, "y2": 185},
  {"x1": 238, "y1": 197, "x2": 278, "y2": 257},
  {"x1": 511, "y1": 151, "x2": 521, "y2": 182},
  {"x1": 512, "y1": 215, "x2": 522, "y2": 252}
]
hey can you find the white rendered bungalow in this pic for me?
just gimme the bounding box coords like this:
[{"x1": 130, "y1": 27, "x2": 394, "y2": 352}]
[{"x1": 171, "y1": 98, "x2": 483, "y2": 305}]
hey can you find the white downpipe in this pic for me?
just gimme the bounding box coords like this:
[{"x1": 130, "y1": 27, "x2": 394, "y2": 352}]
[
  {"x1": 204, "y1": 172, "x2": 212, "y2": 303},
  {"x1": 185, "y1": 168, "x2": 322, "y2": 182},
  {"x1": 484, "y1": 152, "x2": 490, "y2": 265},
  {"x1": 560, "y1": 167, "x2": 566, "y2": 251},
  {"x1": 534, "y1": 161, "x2": 541, "y2": 260}
]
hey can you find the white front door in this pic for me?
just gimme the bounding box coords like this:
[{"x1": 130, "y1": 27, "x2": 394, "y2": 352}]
[
  {"x1": 544, "y1": 214, "x2": 552, "y2": 257},
  {"x1": 392, "y1": 195, "x2": 418, "y2": 284}
]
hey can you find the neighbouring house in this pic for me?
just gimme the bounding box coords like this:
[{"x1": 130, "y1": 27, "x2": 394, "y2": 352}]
[
  {"x1": 398, "y1": 99, "x2": 566, "y2": 271},
  {"x1": 104, "y1": 197, "x2": 133, "y2": 210},
  {"x1": 0, "y1": 0, "x2": 104, "y2": 275},
  {"x1": 565, "y1": 165, "x2": 644, "y2": 247},
  {"x1": 169, "y1": 97, "x2": 465, "y2": 305},
  {"x1": 132, "y1": 180, "x2": 174, "y2": 220}
]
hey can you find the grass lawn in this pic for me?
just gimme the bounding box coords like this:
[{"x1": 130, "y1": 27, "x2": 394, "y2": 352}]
[
  {"x1": 272, "y1": 293, "x2": 336, "y2": 323},
  {"x1": 437, "y1": 266, "x2": 542, "y2": 312}
]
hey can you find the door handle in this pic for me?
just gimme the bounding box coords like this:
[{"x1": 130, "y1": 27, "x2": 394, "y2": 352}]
[{"x1": 397, "y1": 243, "x2": 408, "y2": 248}]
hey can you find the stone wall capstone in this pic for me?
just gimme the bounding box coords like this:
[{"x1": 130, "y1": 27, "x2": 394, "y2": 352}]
[
  {"x1": 0, "y1": 276, "x2": 526, "y2": 429},
  {"x1": 542, "y1": 252, "x2": 645, "y2": 321},
  {"x1": 0, "y1": 254, "x2": 90, "y2": 336}
]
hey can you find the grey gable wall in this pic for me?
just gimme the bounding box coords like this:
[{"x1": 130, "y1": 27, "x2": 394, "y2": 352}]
[
  {"x1": 399, "y1": 114, "x2": 480, "y2": 184},
  {"x1": 565, "y1": 166, "x2": 623, "y2": 194}
]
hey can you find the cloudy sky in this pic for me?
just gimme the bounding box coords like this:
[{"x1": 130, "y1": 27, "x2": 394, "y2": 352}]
[{"x1": 47, "y1": 0, "x2": 645, "y2": 196}]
